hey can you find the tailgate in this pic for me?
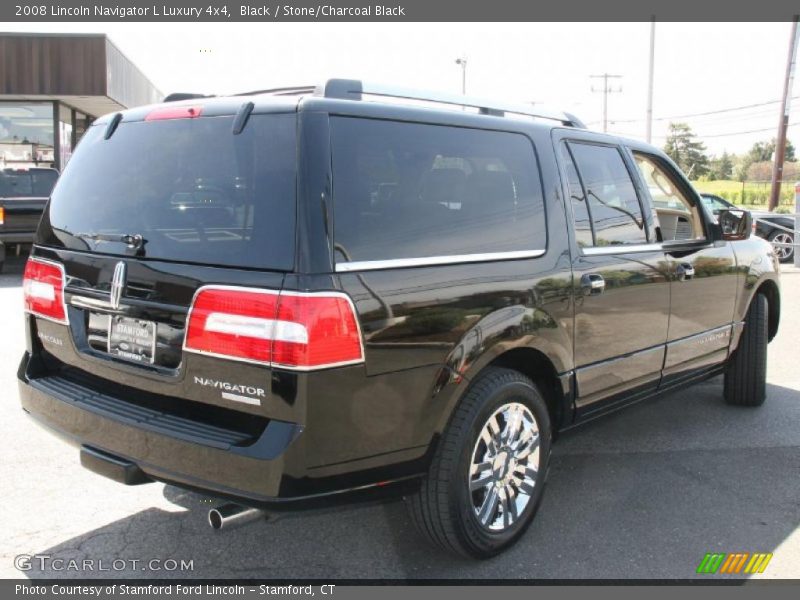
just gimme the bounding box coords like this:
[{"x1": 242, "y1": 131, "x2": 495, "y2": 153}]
[{"x1": 28, "y1": 249, "x2": 291, "y2": 420}]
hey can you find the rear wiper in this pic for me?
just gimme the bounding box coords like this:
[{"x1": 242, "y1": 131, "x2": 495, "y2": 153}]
[{"x1": 74, "y1": 232, "x2": 147, "y2": 251}]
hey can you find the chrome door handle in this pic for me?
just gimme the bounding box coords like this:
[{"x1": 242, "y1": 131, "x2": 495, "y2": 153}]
[
  {"x1": 676, "y1": 263, "x2": 695, "y2": 281},
  {"x1": 581, "y1": 273, "x2": 605, "y2": 295}
]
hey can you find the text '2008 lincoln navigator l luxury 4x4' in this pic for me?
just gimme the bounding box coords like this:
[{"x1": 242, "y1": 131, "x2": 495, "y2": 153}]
[{"x1": 18, "y1": 80, "x2": 780, "y2": 558}]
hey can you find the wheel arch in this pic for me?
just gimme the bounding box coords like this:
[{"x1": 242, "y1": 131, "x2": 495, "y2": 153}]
[
  {"x1": 432, "y1": 345, "x2": 572, "y2": 450},
  {"x1": 487, "y1": 347, "x2": 570, "y2": 434},
  {"x1": 756, "y1": 278, "x2": 780, "y2": 342}
]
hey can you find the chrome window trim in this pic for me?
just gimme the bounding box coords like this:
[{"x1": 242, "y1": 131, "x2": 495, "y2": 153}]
[
  {"x1": 335, "y1": 249, "x2": 546, "y2": 272},
  {"x1": 580, "y1": 243, "x2": 663, "y2": 256}
]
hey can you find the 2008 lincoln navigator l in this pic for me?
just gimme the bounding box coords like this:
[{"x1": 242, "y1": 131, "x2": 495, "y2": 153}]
[{"x1": 18, "y1": 79, "x2": 780, "y2": 558}]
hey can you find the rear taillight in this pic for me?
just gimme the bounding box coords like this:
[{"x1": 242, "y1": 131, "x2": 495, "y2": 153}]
[
  {"x1": 144, "y1": 105, "x2": 203, "y2": 121},
  {"x1": 272, "y1": 292, "x2": 364, "y2": 369},
  {"x1": 23, "y1": 258, "x2": 68, "y2": 324},
  {"x1": 0, "y1": 206, "x2": 4, "y2": 225},
  {"x1": 184, "y1": 287, "x2": 363, "y2": 370}
]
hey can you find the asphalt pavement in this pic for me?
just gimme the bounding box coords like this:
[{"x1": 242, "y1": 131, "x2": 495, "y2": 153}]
[{"x1": 1, "y1": 254, "x2": 798, "y2": 580}]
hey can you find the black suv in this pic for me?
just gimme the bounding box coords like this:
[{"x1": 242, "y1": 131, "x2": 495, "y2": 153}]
[{"x1": 18, "y1": 80, "x2": 781, "y2": 558}]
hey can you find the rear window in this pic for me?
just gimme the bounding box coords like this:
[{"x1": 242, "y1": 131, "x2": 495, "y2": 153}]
[
  {"x1": 330, "y1": 117, "x2": 546, "y2": 265},
  {"x1": 0, "y1": 168, "x2": 58, "y2": 198},
  {"x1": 43, "y1": 114, "x2": 297, "y2": 270}
]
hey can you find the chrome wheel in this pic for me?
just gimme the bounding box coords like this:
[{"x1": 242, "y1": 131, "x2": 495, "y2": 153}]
[
  {"x1": 771, "y1": 233, "x2": 794, "y2": 261},
  {"x1": 468, "y1": 402, "x2": 540, "y2": 531}
]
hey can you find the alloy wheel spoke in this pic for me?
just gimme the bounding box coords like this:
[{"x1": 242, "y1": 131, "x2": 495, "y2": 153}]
[
  {"x1": 504, "y1": 485, "x2": 519, "y2": 522},
  {"x1": 515, "y1": 433, "x2": 540, "y2": 461},
  {"x1": 499, "y1": 487, "x2": 512, "y2": 528},
  {"x1": 470, "y1": 472, "x2": 494, "y2": 491},
  {"x1": 517, "y1": 479, "x2": 536, "y2": 496},
  {"x1": 478, "y1": 487, "x2": 500, "y2": 525},
  {"x1": 471, "y1": 460, "x2": 493, "y2": 475},
  {"x1": 480, "y1": 428, "x2": 497, "y2": 454},
  {"x1": 513, "y1": 425, "x2": 534, "y2": 451},
  {"x1": 502, "y1": 406, "x2": 522, "y2": 444}
]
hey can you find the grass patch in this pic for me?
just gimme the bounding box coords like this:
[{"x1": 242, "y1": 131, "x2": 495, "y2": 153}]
[{"x1": 692, "y1": 179, "x2": 796, "y2": 208}]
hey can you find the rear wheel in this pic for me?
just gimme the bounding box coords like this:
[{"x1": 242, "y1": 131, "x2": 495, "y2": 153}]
[
  {"x1": 768, "y1": 230, "x2": 794, "y2": 263},
  {"x1": 407, "y1": 367, "x2": 551, "y2": 558},
  {"x1": 724, "y1": 293, "x2": 768, "y2": 406}
]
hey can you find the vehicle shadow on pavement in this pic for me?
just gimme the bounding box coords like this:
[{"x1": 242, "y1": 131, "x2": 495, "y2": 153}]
[{"x1": 20, "y1": 380, "x2": 800, "y2": 580}]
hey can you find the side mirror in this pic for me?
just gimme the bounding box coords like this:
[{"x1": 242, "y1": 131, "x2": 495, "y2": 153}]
[{"x1": 718, "y1": 209, "x2": 752, "y2": 241}]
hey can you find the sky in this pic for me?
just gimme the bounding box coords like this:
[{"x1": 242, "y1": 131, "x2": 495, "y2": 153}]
[{"x1": 4, "y1": 21, "x2": 798, "y2": 156}]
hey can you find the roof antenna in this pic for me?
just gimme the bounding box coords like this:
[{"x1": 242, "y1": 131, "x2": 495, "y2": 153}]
[
  {"x1": 104, "y1": 113, "x2": 123, "y2": 140},
  {"x1": 232, "y1": 102, "x2": 255, "y2": 135}
]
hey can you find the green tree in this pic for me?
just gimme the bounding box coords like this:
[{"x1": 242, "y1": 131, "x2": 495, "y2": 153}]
[
  {"x1": 746, "y1": 138, "x2": 796, "y2": 163},
  {"x1": 709, "y1": 151, "x2": 734, "y2": 180},
  {"x1": 664, "y1": 122, "x2": 709, "y2": 178},
  {"x1": 737, "y1": 138, "x2": 796, "y2": 181}
]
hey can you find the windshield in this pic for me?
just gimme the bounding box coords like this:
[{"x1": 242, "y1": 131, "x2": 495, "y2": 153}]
[
  {"x1": 0, "y1": 168, "x2": 58, "y2": 198},
  {"x1": 40, "y1": 114, "x2": 297, "y2": 271}
]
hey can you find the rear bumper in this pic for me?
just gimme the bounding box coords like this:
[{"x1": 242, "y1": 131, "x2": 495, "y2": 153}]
[
  {"x1": 18, "y1": 351, "x2": 428, "y2": 507},
  {"x1": 18, "y1": 363, "x2": 299, "y2": 503}
]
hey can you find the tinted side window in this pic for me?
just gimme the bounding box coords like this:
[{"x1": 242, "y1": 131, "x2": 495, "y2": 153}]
[
  {"x1": 568, "y1": 142, "x2": 646, "y2": 247},
  {"x1": 330, "y1": 117, "x2": 546, "y2": 264},
  {"x1": 560, "y1": 144, "x2": 593, "y2": 248}
]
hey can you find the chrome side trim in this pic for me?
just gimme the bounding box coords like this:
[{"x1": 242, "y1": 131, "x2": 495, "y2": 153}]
[
  {"x1": 581, "y1": 243, "x2": 663, "y2": 256},
  {"x1": 335, "y1": 249, "x2": 546, "y2": 273},
  {"x1": 69, "y1": 295, "x2": 115, "y2": 311}
]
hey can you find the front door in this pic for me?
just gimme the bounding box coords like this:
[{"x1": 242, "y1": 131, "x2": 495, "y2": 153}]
[
  {"x1": 629, "y1": 151, "x2": 738, "y2": 384},
  {"x1": 556, "y1": 136, "x2": 671, "y2": 416}
]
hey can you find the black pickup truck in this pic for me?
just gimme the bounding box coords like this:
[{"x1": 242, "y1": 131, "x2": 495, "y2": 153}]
[{"x1": 0, "y1": 167, "x2": 59, "y2": 272}]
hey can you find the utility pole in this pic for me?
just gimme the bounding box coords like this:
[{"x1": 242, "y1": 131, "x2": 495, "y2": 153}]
[
  {"x1": 646, "y1": 18, "x2": 656, "y2": 143},
  {"x1": 591, "y1": 73, "x2": 622, "y2": 132},
  {"x1": 455, "y1": 56, "x2": 467, "y2": 95},
  {"x1": 769, "y1": 17, "x2": 799, "y2": 212}
]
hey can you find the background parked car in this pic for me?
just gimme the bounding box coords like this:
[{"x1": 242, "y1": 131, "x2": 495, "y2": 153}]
[
  {"x1": 700, "y1": 193, "x2": 795, "y2": 263},
  {"x1": 0, "y1": 167, "x2": 59, "y2": 272}
]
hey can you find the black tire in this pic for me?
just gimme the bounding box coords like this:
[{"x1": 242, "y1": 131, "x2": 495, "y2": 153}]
[
  {"x1": 767, "y1": 230, "x2": 794, "y2": 264},
  {"x1": 724, "y1": 293, "x2": 768, "y2": 406},
  {"x1": 406, "y1": 367, "x2": 551, "y2": 558}
]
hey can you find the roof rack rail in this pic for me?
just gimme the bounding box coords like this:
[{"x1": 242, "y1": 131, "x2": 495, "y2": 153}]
[
  {"x1": 235, "y1": 85, "x2": 316, "y2": 97},
  {"x1": 313, "y1": 78, "x2": 586, "y2": 128},
  {"x1": 164, "y1": 92, "x2": 215, "y2": 102}
]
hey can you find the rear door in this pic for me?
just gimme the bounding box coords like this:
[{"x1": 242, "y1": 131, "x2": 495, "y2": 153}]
[
  {"x1": 629, "y1": 150, "x2": 737, "y2": 384},
  {"x1": 31, "y1": 110, "x2": 299, "y2": 419},
  {"x1": 554, "y1": 132, "x2": 670, "y2": 416}
]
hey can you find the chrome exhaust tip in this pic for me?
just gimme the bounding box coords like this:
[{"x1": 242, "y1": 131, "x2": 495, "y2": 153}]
[{"x1": 208, "y1": 503, "x2": 264, "y2": 530}]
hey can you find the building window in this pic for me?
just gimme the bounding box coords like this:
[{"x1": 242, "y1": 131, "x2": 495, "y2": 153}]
[{"x1": 0, "y1": 102, "x2": 55, "y2": 169}]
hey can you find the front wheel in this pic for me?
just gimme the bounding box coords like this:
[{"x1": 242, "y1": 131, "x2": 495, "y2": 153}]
[
  {"x1": 724, "y1": 293, "x2": 768, "y2": 406},
  {"x1": 406, "y1": 367, "x2": 551, "y2": 558}
]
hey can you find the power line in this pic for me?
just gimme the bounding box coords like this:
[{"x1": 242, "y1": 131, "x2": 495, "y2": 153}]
[
  {"x1": 698, "y1": 122, "x2": 800, "y2": 138},
  {"x1": 587, "y1": 95, "x2": 800, "y2": 126},
  {"x1": 610, "y1": 121, "x2": 800, "y2": 140}
]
